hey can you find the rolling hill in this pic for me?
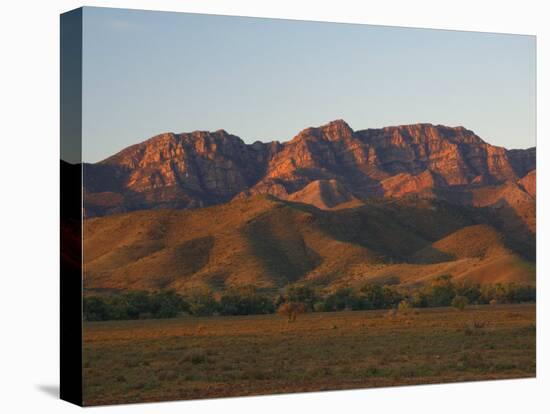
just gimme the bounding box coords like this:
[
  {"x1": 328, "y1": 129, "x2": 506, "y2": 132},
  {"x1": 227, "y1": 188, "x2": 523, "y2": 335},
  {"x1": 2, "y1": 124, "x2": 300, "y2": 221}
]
[
  {"x1": 80, "y1": 120, "x2": 535, "y2": 293},
  {"x1": 83, "y1": 196, "x2": 535, "y2": 294}
]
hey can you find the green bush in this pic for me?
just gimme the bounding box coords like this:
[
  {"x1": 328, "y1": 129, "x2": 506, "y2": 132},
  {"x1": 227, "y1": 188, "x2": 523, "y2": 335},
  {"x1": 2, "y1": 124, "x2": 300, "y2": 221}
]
[
  {"x1": 82, "y1": 280, "x2": 535, "y2": 321},
  {"x1": 398, "y1": 299, "x2": 411, "y2": 312},
  {"x1": 187, "y1": 288, "x2": 218, "y2": 316},
  {"x1": 410, "y1": 291, "x2": 428, "y2": 308},
  {"x1": 284, "y1": 283, "x2": 319, "y2": 310},
  {"x1": 219, "y1": 286, "x2": 275, "y2": 315},
  {"x1": 480, "y1": 283, "x2": 536, "y2": 304},
  {"x1": 454, "y1": 280, "x2": 481, "y2": 304},
  {"x1": 423, "y1": 275, "x2": 456, "y2": 307},
  {"x1": 313, "y1": 302, "x2": 326, "y2": 312},
  {"x1": 124, "y1": 291, "x2": 151, "y2": 319},
  {"x1": 322, "y1": 287, "x2": 365, "y2": 311},
  {"x1": 359, "y1": 283, "x2": 402, "y2": 309},
  {"x1": 451, "y1": 295, "x2": 469, "y2": 311},
  {"x1": 151, "y1": 290, "x2": 188, "y2": 318},
  {"x1": 83, "y1": 296, "x2": 110, "y2": 321},
  {"x1": 83, "y1": 290, "x2": 189, "y2": 321},
  {"x1": 359, "y1": 284, "x2": 386, "y2": 309}
]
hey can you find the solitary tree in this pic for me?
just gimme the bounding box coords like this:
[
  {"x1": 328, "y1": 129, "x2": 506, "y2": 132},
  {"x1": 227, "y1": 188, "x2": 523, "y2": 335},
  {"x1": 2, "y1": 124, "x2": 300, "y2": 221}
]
[
  {"x1": 397, "y1": 299, "x2": 412, "y2": 314},
  {"x1": 277, "y1": 302, "x2": 306, "y2": 322}
]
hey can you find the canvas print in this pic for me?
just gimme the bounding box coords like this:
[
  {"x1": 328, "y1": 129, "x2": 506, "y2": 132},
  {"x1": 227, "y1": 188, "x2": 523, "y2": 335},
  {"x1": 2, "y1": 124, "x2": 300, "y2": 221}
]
[{"x1": 61, "y1": 7, "x2": 536, "y2": 406}]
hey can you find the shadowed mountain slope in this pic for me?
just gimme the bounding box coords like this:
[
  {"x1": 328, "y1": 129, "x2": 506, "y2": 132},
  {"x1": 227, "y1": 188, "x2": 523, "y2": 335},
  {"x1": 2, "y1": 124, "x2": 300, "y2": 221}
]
[
  {"x1": 286, "y1": 179, "x2": 360, "y2": 209},
  {"x1": 83, "y1": 196, "x2": 535, "y2": 294}
]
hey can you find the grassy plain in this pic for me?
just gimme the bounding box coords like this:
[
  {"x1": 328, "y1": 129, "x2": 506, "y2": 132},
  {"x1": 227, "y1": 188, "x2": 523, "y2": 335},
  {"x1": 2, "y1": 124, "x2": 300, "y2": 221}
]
[{"x1": 83, "y1": 303, "x2": 535, "y2": 405}]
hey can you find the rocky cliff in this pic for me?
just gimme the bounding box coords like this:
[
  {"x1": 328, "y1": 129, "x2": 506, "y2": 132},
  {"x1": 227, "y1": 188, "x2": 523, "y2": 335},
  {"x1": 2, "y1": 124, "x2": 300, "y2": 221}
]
[{"x1": 83, "y1": 120, "x2": 535, "y2": 216}]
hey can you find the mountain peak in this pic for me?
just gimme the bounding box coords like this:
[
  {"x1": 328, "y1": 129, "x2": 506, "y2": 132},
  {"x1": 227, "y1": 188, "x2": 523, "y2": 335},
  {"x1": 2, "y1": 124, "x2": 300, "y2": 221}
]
[
  {"x1": 319, "y1": 119, "x2": 353, "y2": 140},
  {"x1": 294, "y1": 119, "x2": 354, "y2": 142},
  {"x1": 323, "y1": 118, "x2": 352, "y2": 129}
]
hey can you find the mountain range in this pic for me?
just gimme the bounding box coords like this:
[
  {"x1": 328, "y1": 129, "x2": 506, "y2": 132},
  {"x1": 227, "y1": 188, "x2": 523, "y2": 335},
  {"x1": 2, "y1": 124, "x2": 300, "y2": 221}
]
[
  {"x1": 81, "y1": 120, "x2": 536, "y2": 293},
  {"x1": 82, "y1": 120, "x2": 535, "y2": 216}
]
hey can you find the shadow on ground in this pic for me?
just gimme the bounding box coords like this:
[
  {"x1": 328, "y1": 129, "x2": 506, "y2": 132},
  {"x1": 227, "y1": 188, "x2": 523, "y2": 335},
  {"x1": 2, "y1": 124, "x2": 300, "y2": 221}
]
[{"x1": 36, "y1": 384, "x2": 59, "y2": 399}]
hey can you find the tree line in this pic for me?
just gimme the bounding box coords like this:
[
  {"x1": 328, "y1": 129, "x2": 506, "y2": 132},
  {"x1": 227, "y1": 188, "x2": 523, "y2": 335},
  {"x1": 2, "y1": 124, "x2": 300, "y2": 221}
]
[{"x1": 83, "y1": 275, "x2": 535, "y2": 321}]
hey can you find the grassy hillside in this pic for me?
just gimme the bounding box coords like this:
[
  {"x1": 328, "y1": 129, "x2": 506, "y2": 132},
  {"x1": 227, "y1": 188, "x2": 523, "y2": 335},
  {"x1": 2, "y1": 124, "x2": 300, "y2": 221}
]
[{"x1": 83, "y1": 196, "x2": 535, "y2": 293}]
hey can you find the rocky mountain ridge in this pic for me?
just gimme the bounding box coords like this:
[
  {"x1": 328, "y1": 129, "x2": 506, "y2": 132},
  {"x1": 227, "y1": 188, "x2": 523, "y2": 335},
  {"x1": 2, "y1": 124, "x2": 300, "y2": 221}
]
[{"x1": 82, "y1": 120, "x2": 535, "y2": 216}]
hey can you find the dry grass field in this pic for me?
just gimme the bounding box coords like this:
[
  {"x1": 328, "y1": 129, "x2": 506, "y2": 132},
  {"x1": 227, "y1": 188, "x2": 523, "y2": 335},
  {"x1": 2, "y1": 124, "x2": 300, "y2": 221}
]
[{"x1": 83, "y1": 303, "x2": 535, "y2": 406}]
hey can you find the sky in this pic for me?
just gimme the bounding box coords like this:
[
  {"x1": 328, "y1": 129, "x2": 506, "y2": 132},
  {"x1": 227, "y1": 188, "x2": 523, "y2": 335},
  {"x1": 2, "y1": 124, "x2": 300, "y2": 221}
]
[{"x1": 82, "y1": 7, "x2": 536, "y2": 163}]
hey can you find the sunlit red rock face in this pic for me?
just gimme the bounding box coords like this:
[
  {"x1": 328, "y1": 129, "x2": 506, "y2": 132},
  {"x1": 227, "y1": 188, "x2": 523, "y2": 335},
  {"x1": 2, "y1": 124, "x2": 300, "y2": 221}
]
[
  {"x1": 519, "y1": 169, "x2": 536, "y2": 198},
  {"x1": 83, "y1": 120, "x2": 535, "y2": 216}
]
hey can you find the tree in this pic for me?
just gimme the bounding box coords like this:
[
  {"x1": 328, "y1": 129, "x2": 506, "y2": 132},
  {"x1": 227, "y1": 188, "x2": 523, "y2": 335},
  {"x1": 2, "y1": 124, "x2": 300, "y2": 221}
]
[
  {"x1": 360, "y1": 283, "x2": 402, "y2": 309},
  {"x1": 451, "y1": 295, "x2": 469, "y2": 311},
  {"x1": 151, "y1": 290, "x2": 188, "y2": 318},
  {"x1": 83, "y1": 296, "x2": 109, "y2": 321},
  {"x1": 514, "y1": 285, "x2": 536, "y2": 302},
  {"x1": 424, "y1": 275, "x2": 455, "y2": 307},
  {"x1": 454, "y1": 280, "x2": 481, "y2": 304},
  {"x1": 219, "y1": 286, "x2": 274, "y2": 315},
  {"x1": 277, "y1": 302, "x2": 306, "y2": 322},
  {"x1": 187, "y1": 288, "x2": 218, "y2": 316},
  {"x1": 410, "y1": 291, "x2": 428, "y2": 308},
  {"x1": 123, "y1": 291, "x2": 151, "y2": 319},
  {"x1": 398, "y1": 299, "x2": 412, "y2": 313},
  {"x1": 105, "y1": 295, "x2": 130, "y2": 320},
  {"x1": 360, "y1": 283, "x2": 386, "y2": 309},
  {"x1": 323, "y1": 287, "x2": 364, "y2": 311},
  {"x1": 284, "y1": 284, "x2": 318, "y2": 310}
]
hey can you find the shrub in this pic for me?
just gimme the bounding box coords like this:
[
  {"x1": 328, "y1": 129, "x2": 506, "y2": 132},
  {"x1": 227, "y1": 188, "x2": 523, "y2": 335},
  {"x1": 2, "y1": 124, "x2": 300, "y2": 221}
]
[
  {"x1": 424, "y1": 275, "x2": 456, "y2": 307},
  {"x1": 219, "y1": 286, "x2": 274, "y2": 315},
  {"x1": 360, "y1": 283, "x2": 402, "y2": 309},
  {"x1": 123, "y1": 291, "x2": 151, "y2": 319},
  {"x1": 410, "y1": 291, "x2": 428, "y2": 308},
  {"x1": 277, "y1": 302, "x2": 306, "y2": 322},
  {"x1": 284, "y1": 284, "x2": 319, "y2": 310},
  {"x1": 186, "y1": 350, "x2": 207, "y2": 365},
  {"x1": 150, "y1": 290, "x2": 188, "y2": 318},
  {"x1": 104, "y1": 295, "x2": 131, "y2": 320},
  {"x1": 82, "y1": 280, "x2": 535, "y2": 321},
  {"x1": 187, "y1": 288, "x2": 218, "y2": 316},
  {"x1": 83, "y1": 296, "x2": 109, "y2": 321},
  {"x1": 514, "y1": 285, "x2": 536, "y2": 302},
  {"x1": 451, "y1": 295, "x2": 469, "y2": 311},
  {"x1": 464, "y1": 319, "x2": 487, "y2": 336},
  {"x1": 359, "y1": 283, "x2": 384, "y2": 308},
  {"x1": 273, "y1": 294, "x2": 286, "y2": 308},
  {"x1": 323, "y1": 287, "x2": 365, "y2": 311},
  {"x1": 381, "y1": 286, "x2": 403, "y2": 307},
  {"x1": 472, "y1": 319, "x2": 487, "y2": 329},
  {"x1": 83, "y1": 290, "x2": 189, "y2": 321},
  {"x1": 454, "y1": 280, "x2": 481, "y2": 304},
  {"x1": 397, "y1": 299, "x2": 411, "y2": 313},
  {"x1": 313, "y1": 302, "x2": 326, "y2": 313}
]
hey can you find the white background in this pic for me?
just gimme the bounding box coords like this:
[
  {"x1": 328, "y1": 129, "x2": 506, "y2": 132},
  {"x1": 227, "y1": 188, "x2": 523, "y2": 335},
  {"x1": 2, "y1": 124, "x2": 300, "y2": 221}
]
[{"x1": 0, "y1": 0, "x2": 548, "y2": 412}]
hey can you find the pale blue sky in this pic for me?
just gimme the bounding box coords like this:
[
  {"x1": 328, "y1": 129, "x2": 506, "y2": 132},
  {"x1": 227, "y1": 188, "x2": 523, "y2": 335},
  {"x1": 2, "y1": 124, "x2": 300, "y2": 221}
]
[{"x1": 82, "y1": 7, "x2": 535, "y2": 163}]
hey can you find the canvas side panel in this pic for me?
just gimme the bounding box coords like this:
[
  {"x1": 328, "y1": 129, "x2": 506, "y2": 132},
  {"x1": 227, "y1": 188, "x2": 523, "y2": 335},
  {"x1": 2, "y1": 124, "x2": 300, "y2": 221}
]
[{"x1": 60, "y1": 7, "x2": 83, "y2": 407}]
